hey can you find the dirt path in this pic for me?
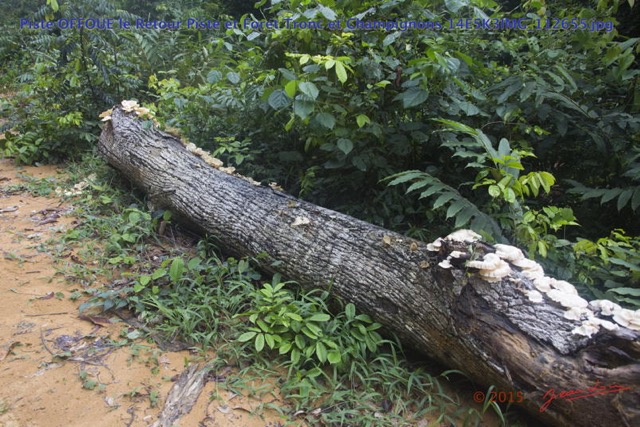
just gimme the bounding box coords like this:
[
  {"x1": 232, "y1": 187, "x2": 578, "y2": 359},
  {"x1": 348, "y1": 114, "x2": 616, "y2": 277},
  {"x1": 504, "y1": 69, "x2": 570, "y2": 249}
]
[{"x1": 0, "y1": 159, "x2": 290, "y2": 427}]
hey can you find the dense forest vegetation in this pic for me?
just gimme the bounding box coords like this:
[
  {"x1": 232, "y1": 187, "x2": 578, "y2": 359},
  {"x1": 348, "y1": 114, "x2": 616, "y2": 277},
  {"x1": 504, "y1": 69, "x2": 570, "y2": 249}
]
[{"x1": 3, "y1": 0, "x2": 638, "y2": 307}]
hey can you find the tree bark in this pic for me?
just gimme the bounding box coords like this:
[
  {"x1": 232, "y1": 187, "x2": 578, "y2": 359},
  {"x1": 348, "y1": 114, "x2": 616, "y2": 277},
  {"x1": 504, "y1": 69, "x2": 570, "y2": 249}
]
[{"x1": 99, "y1": 106, "x2": 640, "y2": 427}]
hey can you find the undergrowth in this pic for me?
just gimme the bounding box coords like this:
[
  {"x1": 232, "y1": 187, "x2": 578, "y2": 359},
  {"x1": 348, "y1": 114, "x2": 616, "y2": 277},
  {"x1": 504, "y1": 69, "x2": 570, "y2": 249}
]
[{"x1": 33, "y1": 151, "x2": 525, "y2": 426}]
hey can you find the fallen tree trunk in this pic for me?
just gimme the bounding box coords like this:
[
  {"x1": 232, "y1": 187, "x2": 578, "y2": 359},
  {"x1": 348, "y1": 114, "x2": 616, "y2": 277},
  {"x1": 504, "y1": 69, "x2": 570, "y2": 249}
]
[{"x1": 99, "y1": 105, "x2": 640, "y2": 427}]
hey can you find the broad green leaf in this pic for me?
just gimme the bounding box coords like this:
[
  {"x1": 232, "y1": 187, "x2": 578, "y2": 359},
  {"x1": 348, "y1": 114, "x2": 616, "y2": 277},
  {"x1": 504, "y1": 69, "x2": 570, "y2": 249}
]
[
  {"x1": 285, "y1": 312, "x2": 303, "y2": 321},
  {"x1": 279, "y1": 341, "x2": 292, "y2": 354},
  {"x1": 537, "y1": 241, "x2": 548, "y2": 257},
  {"x1": 187, "y1": 257, "x2": 201, "y2": 271},
  {"x1": 307, "y1": 313, "x2": 330, "y2": 322},
  {"x1": 457, "y1": 101, "x2": 480, "y2": 116},
  {"x1": 334, "y1": 61, "x2": 348, "y2": 83},
  {"x1": 293, "y1": 95, "x2": 315, "y2": 119},
  {"x1": 279, "y1": 68, "x2": 297, "y2": 80},
  {"x1": 395, "y1": 87, "x2": 428, "y2": 108},
  {"x1": 609, "y1": 258, "x2": 640, "y2": 272},
  {"x1": 238, "y1": 331, "x2": 257, "y2": 342},
  {"x1": 226, "y1": 72, "x2": 240, "y2": 84},
  {"x1": 298, "y1": 82, "x2": 319, "y2": 100},
  {"x1": 315, "y1": 112, "x2": 336, "y2": 129},
  {"x1": 488, "y1": 185, "x2": 501, "y2": 197},
  {"x1": 265, "y1": 334, "x2": 276, "y2": 349},
  {"x1": 206, "y1": 70, "x2": 222, "y2": 83},
  {"x1": 284, "y1": 80, "x2": 298, "y2": 98},
  {"x1": 336, "y1": 138, "x2": 353, "y2": 155},
  {"x1": 345, "y1": 303, "x2": 356, "y2": 320},
  {"x1": 383, "y1": 32, "x2": 401, "y2": 46},
  {"x1": 304, "y1": 323, "x2": 322, "y2": 338},
  {"x1": 315, "y1": 341, "x2": 327, "y2": 362},
  {"x1": 169, "y1": 257, "x2": 185, "y2": 282},
  {"x1": 609, "y1": 287, "x2": 640, "y2": 296},
  {"x1": 290, "y1": 348, "x2": 300, "y2": 364},
  {"x1": 498, "y1": 138, "x2": 511, "y2": 157},
  {"x1": 151, "y1": 268, "x2": 167, "y2": 280},
  {"x1": 356, "y1": 114, "x2": 370, "y2": 128},
  {"x1": 255, "y1": 333, "x2": 265, "y2": 352},
  {"x1": 317, "y1": 4, "x2": 337, "y2": 20},
  {"x1": 268, "y1": 90, "x2": 290, "y2": 110},
  {"x1": 327, "y1": 350, "x2": 341, "y2": 364},
  {"x1": 256, "y1": 319, "x2": 269, "y2": 332}
]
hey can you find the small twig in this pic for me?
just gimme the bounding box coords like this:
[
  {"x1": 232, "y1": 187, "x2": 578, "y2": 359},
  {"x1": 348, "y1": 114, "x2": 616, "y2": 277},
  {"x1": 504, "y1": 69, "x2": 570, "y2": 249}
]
[
  {"x1": 69, "y1": 357, "x2": 107, "y2": 367},
  {"x1": 125, "y1": 406, "x2": 136, "y2": 427},
  {"x1": 40, "y1": 328, "x2": 55, "y2": 356},
  {"x1": 25, "y1": 312, "x2": 69, "y2": 317}
]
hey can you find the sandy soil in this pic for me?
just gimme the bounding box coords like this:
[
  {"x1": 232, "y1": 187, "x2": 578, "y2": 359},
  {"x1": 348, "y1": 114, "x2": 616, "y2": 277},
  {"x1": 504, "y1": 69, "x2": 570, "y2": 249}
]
[{"x1": 0, "y1": 159, "x2": 292, "y2": 427}]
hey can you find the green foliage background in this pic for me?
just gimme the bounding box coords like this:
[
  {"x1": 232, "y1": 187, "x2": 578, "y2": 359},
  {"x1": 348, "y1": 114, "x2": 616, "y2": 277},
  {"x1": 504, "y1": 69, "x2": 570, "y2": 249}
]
[{"x1": 1, "y1": 0, "x2": 639, "y2": 307}]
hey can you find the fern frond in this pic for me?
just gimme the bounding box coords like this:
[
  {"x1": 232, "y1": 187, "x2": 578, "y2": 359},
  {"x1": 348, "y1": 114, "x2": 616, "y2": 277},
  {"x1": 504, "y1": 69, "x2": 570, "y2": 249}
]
[
  {"x1": 385, "y1": 170, "x2": 504, "y2": 240},
  {"x1": 567, "y1": 180, "x2": 640, "y2": 212}
]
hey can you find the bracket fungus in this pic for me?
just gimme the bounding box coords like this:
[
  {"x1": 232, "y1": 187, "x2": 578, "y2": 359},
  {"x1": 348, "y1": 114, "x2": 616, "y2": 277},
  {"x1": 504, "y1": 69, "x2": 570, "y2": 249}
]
[
  {"x1": 588, "y1": 299, "x2": 621, "y2": 316},
  {"x1": 493, "y1": 244, "x2": 525, "y2": 262},
  {"x1": 445, "y1": 229, "x2": 481, "y2": 243},
  {"x1": 426, "y1": 238, "x2": 443, "y2": 253},
  {"x1": 429, "y1": 229, "x2": 640, "y2": 337},
  {"x1": 547, "y1": 289, "x2": 589, "y2": 309},
  {"x1": 525, "y1": 289, "x2": 544, "y2": 303},
  {"x1": 466, "y1": 253, "x2": 511, "y2": 282},
  {"x1": 612, "y1": 308, "x2": 640, "y2": 331}
]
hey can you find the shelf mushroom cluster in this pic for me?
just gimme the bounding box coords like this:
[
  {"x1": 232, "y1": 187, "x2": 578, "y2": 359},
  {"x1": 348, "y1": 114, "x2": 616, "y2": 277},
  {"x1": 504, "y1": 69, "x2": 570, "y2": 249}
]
[
  {"x1": 100, "y1": 100, "x2": 288, "y2": 190},
  {"x1": 428, "y1": 230, "x2": 640, "y2": 337}
]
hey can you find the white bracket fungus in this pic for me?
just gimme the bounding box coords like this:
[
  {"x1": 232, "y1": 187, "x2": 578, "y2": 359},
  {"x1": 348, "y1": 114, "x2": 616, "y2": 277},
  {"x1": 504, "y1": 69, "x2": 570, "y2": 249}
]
[
  {"x1": 549, "y1": 279, "x2": 579, "y2": 296},
  {"x1": 438, "y1": 258, "x2": 452, "y2": 269},
  {"x1": 291, "y1": 216, "x2": 311, "y2": 227},
  {"x1": 547, "y1": 289, "x2": 588, "y2": 309},
  {"x1": 493, "y1": 244, "x2": 525, "y2": 262},
  {"x1": 445, "y1": 229, "x2": 481, "y2": 243},
  {"x1": 563, "y1": 307, "x2": 589, "y2": 321},
  {"x1": 525, "y1": 290, "x2": 544, "y2": 303},
  {"x1": 466, "y1": 253, "x2": 511, "y2": 282},
  {"x1": 588, "y1": 300, "x2": 621, "y2": 316},
  {"x1": 572, "y1": 323, "x2": 600, "y2": 337},
  {"x1": 510, "y1": 258, "x2": 544, "y2": 278},
  {"x1": 612, "y1": 308, "x2": 640, "y2": 331},
  {"x1": 426, "y1": 237, "x2": 443, "y2": 252}
]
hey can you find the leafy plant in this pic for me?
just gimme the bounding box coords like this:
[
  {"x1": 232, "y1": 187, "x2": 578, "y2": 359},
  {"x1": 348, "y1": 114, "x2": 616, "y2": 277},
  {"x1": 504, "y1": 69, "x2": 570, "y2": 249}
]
[{"x1": 573, "y1": 229, "x2": 640, "y2": 306}]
